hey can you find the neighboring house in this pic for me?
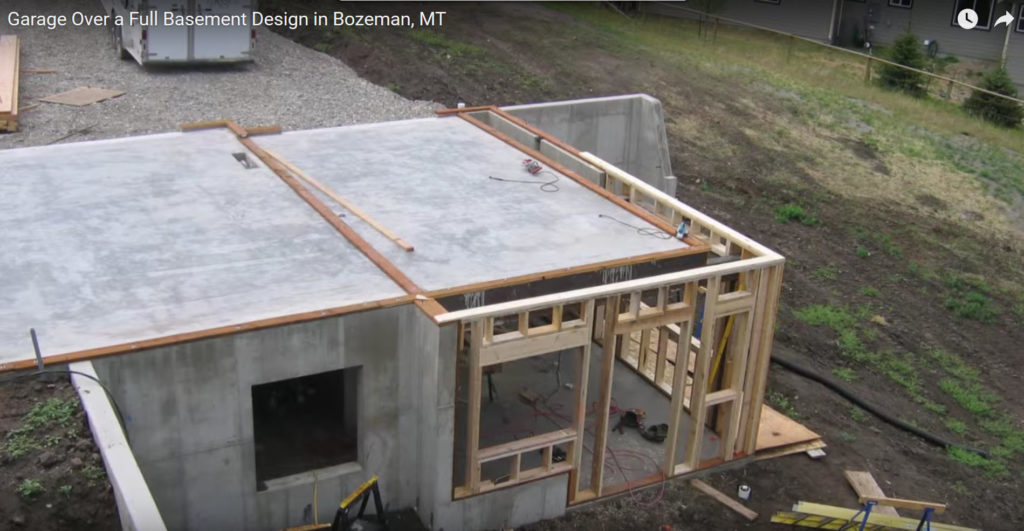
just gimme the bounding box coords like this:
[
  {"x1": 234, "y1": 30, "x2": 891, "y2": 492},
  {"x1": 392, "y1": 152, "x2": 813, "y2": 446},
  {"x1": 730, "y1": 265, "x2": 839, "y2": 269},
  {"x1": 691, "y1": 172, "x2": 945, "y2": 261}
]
[{"x1": 649, "y1": 0, "x2": 1024, "y2": 89}]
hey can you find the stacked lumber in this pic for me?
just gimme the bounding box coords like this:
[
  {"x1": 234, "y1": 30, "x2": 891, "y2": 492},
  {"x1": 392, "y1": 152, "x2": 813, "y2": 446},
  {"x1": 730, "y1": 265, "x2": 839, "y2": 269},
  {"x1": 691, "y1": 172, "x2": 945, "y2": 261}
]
[{"x1": 0, "y1": 35, "x2": 20, "y2": 132}]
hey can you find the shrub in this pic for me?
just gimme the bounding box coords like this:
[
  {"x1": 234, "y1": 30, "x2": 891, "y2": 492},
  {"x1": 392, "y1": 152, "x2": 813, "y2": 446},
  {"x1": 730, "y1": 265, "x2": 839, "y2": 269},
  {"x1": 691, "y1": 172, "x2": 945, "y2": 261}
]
[
  {"x1": 963, "y1": 68, "x2": 1024, "y2": 128},
  {"x1": 879, "y1": 34, "x2": 927, "y2": 97}
]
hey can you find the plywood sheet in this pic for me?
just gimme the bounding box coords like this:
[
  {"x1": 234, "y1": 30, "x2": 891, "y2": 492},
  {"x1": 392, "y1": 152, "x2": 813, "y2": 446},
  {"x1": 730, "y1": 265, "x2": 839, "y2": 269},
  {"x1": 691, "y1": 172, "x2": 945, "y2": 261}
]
[
  {"x1": 40, "y1": 86, "x2": 124, "y2": 106},
  {"x1": 755, "y1": 405, "x2": 821, "y2": 451}
]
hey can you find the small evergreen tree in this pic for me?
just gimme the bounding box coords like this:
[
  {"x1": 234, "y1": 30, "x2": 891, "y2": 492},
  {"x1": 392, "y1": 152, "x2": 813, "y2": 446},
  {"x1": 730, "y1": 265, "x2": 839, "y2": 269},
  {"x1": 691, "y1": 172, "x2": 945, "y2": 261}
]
[
  {"x1": 964, "y1": 68, "x2": 1024, "y2": 129},
  {"x1": 879, "y1": 34, "x2": 927, "y2": 97}
]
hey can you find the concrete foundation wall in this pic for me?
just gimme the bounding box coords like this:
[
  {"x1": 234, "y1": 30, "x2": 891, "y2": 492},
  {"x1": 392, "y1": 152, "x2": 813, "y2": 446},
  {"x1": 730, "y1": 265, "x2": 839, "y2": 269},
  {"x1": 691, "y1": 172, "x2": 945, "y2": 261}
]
[
  {"x1": 502, "y1": 94, "x2": 675, "y2": 192},
  {"x1": 92, "y1": 305, "x2": 426, "y2": 531},
  {"x1": 92, "y1": 302, "x2": 572, "y2": 531}
]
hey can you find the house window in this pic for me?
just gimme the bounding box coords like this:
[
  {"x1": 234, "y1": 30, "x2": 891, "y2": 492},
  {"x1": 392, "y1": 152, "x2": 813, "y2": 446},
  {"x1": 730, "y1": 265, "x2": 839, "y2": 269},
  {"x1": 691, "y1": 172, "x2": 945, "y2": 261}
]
[
  {"x1": 252, "y1": 367, "x2": 360, "y2": 490},
  {"x1": 1017, "y1": 3, "x2": 1024, "y2": 32},
  {"x1": 952, "y1": 0, "x2": 996, "y2": 29},
  {"x1": 889, "y1": 0, "x2": 913, "y2": 8}
]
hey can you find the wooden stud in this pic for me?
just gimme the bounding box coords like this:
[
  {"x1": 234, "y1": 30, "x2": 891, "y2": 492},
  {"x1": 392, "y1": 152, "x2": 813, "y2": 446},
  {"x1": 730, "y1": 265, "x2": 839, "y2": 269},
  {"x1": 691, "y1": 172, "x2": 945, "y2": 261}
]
[
  {"x1": 742, "y1": 265, "x2": 784, "y2": 454},
  {"x1": 569, "y1": 302, "x2": 594, "y2": 500},
  {"x1": 591, "y1": 295, "x2": 619, "y2": 495},
  {"x1": 466, "y1": 320, "x2": 484, "y2": 491},
  {"x1": 510, "y1": 454, "x2": 521, "y2": 482},
  {"x1": 684, "y1": 277, "x2": 721, "y2": 468},
  {"x1": 663, "y1": 317, "x2": 694, "y2": 474},
  {"x1": 654, "y1": 326, "x2": 669, "y2": 386}
]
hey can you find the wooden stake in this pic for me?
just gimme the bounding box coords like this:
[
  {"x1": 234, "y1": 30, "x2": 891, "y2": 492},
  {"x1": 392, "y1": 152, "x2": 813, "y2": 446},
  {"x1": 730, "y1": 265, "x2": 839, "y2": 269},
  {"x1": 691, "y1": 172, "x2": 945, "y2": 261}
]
[{"x1": 690, "y1": 479, "x2": 758, "y2": 521}]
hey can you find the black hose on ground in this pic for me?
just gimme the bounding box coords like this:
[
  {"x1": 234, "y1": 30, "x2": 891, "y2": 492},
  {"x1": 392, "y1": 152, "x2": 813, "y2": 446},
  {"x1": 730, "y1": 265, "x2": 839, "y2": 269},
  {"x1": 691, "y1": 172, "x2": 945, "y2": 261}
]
[{"x1": 770, "y1": 353, "x2": 990, "y2": 459}]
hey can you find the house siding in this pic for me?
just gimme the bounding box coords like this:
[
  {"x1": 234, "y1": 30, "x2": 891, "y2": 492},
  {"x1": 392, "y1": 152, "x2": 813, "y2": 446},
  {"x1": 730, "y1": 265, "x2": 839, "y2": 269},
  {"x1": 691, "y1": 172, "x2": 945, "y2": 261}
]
[
  {"x1": 647, "y1": 1, "x2": 838, "y2": 42},
  {"x1": 1004, "y1": 4, "x2": 1024, "y2": 88},
  {"x1": 840, "y1": 0, "x2": 1012, "y2": 61}
]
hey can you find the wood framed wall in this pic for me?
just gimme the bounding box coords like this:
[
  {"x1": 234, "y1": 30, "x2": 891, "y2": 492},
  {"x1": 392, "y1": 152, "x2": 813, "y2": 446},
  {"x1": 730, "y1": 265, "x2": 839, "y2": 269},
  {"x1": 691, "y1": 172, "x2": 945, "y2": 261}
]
[{"x1": 437, "y1": 106, "x2": 785, "y2": 504}]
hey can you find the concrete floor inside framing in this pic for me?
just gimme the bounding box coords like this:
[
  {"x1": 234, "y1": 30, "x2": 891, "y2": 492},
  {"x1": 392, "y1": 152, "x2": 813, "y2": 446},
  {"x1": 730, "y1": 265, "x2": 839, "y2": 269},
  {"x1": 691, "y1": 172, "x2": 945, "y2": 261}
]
[{"x1": 454, "y1": 341, "x2": 719, "y2": 498}]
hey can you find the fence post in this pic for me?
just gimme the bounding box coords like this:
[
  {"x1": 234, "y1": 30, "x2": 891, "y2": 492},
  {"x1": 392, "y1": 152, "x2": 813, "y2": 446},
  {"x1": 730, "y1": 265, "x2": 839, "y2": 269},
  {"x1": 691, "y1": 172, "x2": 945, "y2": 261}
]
[
  {"x1": 864, "y1": 57, "x2": 872, "y2": 83},
  {"x1": 945, "y1": 79, "x2": 954, "y2": 99},
  {"x1": 786, "y1": 35, "x2": 794, "y2": 62}
]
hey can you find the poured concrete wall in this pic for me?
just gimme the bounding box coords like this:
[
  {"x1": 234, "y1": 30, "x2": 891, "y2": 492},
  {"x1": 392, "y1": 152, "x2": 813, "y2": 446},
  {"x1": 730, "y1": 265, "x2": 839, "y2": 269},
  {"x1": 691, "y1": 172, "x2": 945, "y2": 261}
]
[
  {"x1": 502, "y1": 94, "x2": 675, "y2": 192},
  {"x1": 92, "y1": 305, "x2": 428, "y2": 531},
  {"x1": 90, "y1": 303, "x2": 564, "y2": 531}
]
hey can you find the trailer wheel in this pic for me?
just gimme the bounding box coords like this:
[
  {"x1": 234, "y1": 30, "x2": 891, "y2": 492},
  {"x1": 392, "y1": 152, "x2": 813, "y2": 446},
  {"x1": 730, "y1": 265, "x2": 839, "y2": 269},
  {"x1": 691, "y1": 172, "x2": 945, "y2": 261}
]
[{"x1": 111, "y1": 13, "x2": 129, "y2": 60}]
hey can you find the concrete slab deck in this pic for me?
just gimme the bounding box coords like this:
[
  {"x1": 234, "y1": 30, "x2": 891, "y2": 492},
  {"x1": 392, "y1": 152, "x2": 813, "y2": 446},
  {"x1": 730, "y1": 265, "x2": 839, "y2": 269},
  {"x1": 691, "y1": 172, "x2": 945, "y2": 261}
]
[
  {"x1": 1, "y1": 116, "x2": 694, "y2": 368},
  {"x1": 254, "y1": 117, "x2": 691, "y2": 293},
  {"x1": 0, "y1": 129, "x2": 407, "y2": 367}
]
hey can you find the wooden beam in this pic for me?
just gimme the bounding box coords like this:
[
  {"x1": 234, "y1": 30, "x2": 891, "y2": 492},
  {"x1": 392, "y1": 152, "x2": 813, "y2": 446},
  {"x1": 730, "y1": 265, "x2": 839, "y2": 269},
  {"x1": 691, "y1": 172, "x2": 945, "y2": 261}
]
[
  {"x1": 844, "y1": 471, "x2": 899, "y2": 517},
  {"x1": 0, "y1": 294, "x2": 414, "y2": 373},
  {"x1": 569, "y1": 314, "x2": 593, "y2": 501},
  {"x1": 478, "y1": 429, "x2": 576, "y2": 462},
  {"x1": 614, "y1": 305, "x2": 694, "y2": 335},
  {"x1": 233, "y1": 132, "x2": 422, "y2": 294},
  {"x1": 684, "y1": 276, "x2": 721, "y2": 468},
  {"x1": 858, "y1": 496, "x2": 946, "y2": 514},
  {"x1": 664, "y1": 314, "x2": 695, "y2": 473},
  {"x1": 591, "y1": 295, "x2": 619, "y2": 494},
  {"x1": 435, "y1": 255, "x2": 783, "y2": 325},
  {"x1": 741, "y1": 265, "x2": 784, "y2": 454},
  {"x1": 478, "y1": 325, "x2": 590, "y2": 366},
  {"x1": 690, "y1": 479, "x2": 758, "y2": 521},
  {"x1": 466, "y1": 320, "x2": 484, "y2": 490},
  {"x1": 715, "y1": 291, "x2": 755, "y2": 316},
  {"x1": 424, "y1": 246, "x2": 707, "y2": 301},
  {"x1": 432, "y1": 104, "x2": 495, "y2": 115},
  {"x1": 262, "y1": 148, "x2": 414, "y2": 252}
]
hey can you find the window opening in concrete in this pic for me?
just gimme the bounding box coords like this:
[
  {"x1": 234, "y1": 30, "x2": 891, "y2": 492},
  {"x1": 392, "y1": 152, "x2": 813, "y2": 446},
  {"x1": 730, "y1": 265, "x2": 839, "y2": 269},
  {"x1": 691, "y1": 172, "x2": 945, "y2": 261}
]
[{"x1": 252, "y1": 367, "x2": 359, "y2": 490}]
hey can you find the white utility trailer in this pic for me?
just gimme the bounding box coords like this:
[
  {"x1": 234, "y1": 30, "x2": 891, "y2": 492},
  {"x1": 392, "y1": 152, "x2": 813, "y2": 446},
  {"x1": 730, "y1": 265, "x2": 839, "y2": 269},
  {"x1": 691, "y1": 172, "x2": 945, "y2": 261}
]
[{"x1": 102, "y1": 0, "x2": 255, "y2": 65}]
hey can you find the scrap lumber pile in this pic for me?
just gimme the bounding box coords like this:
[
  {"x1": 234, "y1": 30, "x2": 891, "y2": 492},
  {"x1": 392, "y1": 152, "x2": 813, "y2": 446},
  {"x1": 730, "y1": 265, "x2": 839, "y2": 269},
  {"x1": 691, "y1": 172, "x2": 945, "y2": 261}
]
[{"x1": 0, "y1": 36, "x2": 20, "y2": 132}]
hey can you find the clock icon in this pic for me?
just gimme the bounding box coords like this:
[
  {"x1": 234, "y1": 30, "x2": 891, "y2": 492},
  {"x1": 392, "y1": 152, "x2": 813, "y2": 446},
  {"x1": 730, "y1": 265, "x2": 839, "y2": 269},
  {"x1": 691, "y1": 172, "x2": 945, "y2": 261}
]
[{"x1": 957, "y1": 8, "x2": 979, "y2": 29}]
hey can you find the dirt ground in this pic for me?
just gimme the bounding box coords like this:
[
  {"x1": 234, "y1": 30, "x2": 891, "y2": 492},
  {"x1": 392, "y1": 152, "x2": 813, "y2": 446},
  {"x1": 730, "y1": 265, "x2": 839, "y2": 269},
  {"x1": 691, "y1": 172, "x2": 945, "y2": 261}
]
[
  {"x1": 0, "y1": 377, "x2": 119, "y2": 530},
  {"x1": 262, "y1": 2, "x2": 1024, "y2": 529}
]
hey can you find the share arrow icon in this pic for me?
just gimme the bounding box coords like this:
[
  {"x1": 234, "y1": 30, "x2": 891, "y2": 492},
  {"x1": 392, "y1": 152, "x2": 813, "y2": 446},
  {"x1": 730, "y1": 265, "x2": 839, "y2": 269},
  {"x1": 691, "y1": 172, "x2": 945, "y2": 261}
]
[{"x1": 994, "y1": 11, "x2": 1014, "y2": 28}]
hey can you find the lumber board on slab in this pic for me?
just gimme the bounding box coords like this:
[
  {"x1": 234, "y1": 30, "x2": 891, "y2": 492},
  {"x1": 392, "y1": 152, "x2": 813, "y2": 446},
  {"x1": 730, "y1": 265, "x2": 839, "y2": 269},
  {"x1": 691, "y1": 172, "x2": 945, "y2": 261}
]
[
  {"x1": 263, "y1": 148, "x2": 414, "y2": 252},
  {"x1": 844, "y1": 471, "x2": 899, "y2": 517},
  {"x1": 690, "y1": 479, "x2": 758, "y2": 521}
]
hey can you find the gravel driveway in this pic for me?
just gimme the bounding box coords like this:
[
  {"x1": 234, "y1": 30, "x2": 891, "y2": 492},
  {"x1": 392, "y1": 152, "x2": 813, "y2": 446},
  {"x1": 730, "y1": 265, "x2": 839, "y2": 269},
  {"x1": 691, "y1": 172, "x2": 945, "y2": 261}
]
[{"x1": 0, "y1": 0, "x2": 439, "y2": 149}]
